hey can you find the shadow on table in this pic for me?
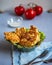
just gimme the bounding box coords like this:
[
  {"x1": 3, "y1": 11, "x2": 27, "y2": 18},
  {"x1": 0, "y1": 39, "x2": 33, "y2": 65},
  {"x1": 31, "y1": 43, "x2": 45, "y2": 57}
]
[
  {"x1": 0, "y1": 40, "x2": 12, "y2": 53},
  {"x1": 0, "y1": 40, "x2": 12, "y2": 65}
]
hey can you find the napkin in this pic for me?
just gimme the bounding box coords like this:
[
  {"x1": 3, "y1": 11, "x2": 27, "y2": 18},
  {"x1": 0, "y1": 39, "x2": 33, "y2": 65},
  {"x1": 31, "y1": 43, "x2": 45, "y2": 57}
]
[{"x1": 13, "y1": 42, "x2": 52, "y2": 65}]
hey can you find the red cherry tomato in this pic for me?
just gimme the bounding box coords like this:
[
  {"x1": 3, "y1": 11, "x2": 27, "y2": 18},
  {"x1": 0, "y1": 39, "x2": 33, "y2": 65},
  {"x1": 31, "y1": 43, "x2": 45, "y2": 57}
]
[
  {"x1": 33, "y1": 6, "x2": 43, "y2": 15},
  {"x1": 15, "y1": 6, "x2": 25, "y2": 16},
  {"x1": 25, "y1": 8, "x2": 36, "y2": 19}
]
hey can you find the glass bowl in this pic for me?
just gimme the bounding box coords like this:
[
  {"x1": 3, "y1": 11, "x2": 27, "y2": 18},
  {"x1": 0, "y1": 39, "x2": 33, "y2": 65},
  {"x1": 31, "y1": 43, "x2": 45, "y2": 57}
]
[{"x1": 7, "y1": 17, "x2": 23, "y2": 27}]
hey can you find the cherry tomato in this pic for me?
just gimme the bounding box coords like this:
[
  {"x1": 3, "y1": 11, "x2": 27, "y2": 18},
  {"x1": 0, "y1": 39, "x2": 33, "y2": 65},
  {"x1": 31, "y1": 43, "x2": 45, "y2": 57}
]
[
  {"x1": 15, "y1": 6, "x2": 25, "y2": 16},
  {"x1": 33, "y1": 6, "x2": 43, "y2": 15},
  {"x1": 25, "y1": 8, "x2": 36, "y2": 19}
]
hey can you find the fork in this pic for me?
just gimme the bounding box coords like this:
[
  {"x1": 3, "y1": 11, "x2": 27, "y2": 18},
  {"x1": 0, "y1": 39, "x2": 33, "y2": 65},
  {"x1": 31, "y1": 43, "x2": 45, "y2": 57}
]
[
  {"x1": 31, "y1": 58, "x2": 52, "y2": 65},
  {"x1": 24, "y1": 50, "x2": 48, "y2": 65}
]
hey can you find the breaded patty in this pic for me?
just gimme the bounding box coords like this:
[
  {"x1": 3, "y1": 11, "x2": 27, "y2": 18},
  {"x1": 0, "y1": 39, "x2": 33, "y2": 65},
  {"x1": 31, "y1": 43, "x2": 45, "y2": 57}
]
[
  {"x1": 4, "y1": 25, "x2": 40, "y2": 47},
  {"x1": 4, "y1": 32, "x2": 20, "y2": 44},
  {"x1": 19, "y1": 25, "x2": 40, "y2": 47}
]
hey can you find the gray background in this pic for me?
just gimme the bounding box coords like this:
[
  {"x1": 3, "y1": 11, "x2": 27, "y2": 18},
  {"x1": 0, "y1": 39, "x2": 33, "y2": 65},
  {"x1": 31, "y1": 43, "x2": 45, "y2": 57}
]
[{"x1": 0, "y1": 0, "x2": 52, "y2": 11}]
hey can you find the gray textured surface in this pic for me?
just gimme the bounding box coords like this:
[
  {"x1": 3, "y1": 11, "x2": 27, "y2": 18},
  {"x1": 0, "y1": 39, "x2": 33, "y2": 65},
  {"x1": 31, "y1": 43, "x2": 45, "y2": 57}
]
[{"x1": 0, "y1": 12, "x2": 52, "y2": 65}]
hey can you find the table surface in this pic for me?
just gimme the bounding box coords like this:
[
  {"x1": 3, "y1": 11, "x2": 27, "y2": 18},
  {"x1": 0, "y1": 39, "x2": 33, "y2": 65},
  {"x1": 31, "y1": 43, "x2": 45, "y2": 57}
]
[{"x1": 0, "y1": 12, "x2": 52, "y2": 65}]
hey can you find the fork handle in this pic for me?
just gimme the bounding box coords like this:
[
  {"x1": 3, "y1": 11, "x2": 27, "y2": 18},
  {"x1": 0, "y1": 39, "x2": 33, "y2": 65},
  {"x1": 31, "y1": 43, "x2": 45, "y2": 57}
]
[
  {"x1": 32, "y1": 59, "x2": 52, "y2": 65},
  {"x1": 24, "y1": 56, "x2": 39, "y2": 65}
]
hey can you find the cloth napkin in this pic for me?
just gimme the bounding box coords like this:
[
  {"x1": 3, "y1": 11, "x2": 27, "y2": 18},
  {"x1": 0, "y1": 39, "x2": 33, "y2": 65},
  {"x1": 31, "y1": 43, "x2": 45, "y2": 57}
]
[{"x1": 13, "y1": 42, "x2": 52, "y2": 65}]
